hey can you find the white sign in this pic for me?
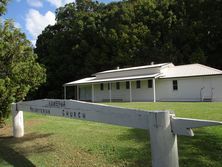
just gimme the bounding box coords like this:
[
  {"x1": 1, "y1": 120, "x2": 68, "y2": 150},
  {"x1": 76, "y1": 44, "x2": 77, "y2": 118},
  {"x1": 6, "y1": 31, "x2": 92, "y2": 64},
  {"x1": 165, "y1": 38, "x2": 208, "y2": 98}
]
[
  {"x1": 12, "y1": 99, "x2": 222, "y2": 167},
  {"x1": 17, "y1": 99, "x2": 150, "y2": 129}
]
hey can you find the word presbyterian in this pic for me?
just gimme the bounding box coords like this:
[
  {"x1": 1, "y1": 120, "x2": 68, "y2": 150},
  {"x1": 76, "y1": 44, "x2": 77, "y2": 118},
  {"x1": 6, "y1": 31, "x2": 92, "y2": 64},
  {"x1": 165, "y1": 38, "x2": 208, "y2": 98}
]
[{"x1": 30, "y1": 107, "x2": 50, "y2": 114}]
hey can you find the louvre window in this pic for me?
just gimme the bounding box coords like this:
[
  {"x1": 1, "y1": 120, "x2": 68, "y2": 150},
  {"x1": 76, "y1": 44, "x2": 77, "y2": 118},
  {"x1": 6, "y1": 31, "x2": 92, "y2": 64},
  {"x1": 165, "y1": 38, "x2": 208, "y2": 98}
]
[
  {"x1": 100, "y1": 83, "x2": 104, "y2": 91},
  {"x1": 116, "y1": 82, "x2": 120, "y2": 90},
  {"x1": 126, "y1": 81, "x2": 130, "y2": 89},
  {"x1": 136, "y1": 80, "x2": 141, "y2": 88},
  {"x1": 173, "y1": 80, "x2": 178, "y2": 90},
  {"x1": 148, "y1": 80, "x2": 153, "y2": 88}
]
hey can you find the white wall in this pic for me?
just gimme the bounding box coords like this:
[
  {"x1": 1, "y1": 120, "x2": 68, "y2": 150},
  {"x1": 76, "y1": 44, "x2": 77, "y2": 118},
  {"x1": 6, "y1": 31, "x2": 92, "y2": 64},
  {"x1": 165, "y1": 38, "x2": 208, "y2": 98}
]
[
  {"x1": 78, "y1": 75, "x2": 222, "y2": 102},
  {"x1": 94, "y1": 83, "x2": 110, "y2": 102},
  {"x1": 79, "y1": 85, "x2": 92, "y2": 101},
  {"x1": 131, "y1": 80, "x2": 154, "y2": 101},
  {"x1": 209, "y1": 76, "x2": 222, "y2": 101},
  {"x1": 93, "y1": 82, "x2": 130, "y2": 102},
  {"x1": 156, "y1": 76, "x2": 222, "y2": 101},
  {"x1": 93, "y1": 80, "x2": 155, "y2": 102}
]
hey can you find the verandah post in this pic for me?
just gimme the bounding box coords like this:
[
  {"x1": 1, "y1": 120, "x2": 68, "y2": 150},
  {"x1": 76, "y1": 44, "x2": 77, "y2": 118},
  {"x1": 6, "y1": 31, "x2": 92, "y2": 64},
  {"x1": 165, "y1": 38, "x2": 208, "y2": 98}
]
[
  {"x1": 152, "y1": 78, "x2": 156, "y2": 102},
  {"x1": 12, "y1": 103, "x2": 24, "y2": 138},
  {"x1": 148, "y1": 111, "x2": 179, "y2": 167}
]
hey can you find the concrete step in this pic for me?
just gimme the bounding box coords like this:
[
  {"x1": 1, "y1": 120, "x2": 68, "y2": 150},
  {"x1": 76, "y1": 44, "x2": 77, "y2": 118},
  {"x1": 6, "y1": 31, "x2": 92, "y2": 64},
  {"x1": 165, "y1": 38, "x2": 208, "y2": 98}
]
[{"x1": 202, "y1": 98, "x2": 212, "y2": 102}]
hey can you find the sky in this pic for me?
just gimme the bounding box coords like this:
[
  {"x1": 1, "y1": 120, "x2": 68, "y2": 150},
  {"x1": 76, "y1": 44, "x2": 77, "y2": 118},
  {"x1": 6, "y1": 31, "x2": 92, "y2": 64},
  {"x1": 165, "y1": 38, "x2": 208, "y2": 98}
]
[{"x1": 3, "y1": 0, "x2": 115, "y2": 46}]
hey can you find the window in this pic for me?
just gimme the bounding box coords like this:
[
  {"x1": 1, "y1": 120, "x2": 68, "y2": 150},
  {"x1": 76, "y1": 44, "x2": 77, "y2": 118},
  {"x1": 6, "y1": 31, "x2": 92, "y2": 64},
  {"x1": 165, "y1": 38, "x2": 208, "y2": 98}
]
[
  {"x1": 100, "y1": 83, "x2": 104, "y2": 91},
  {"x1": 108, "y1": 83, "x2": 110, "y2": 90},
  {"x1": 126, "y1": 81, "x2": 130, "y2": 89},
  {"x1": 136, "y1": 80, "x2": 141, "y2": 88},
  {"x1": 148, "y1": 80, "x2": 153, "y2": 88},
  {"x1": 116, "y1": 82, "x2": 120, "y2": 90},
  {"x1": 173, "y1": 80, "x2": 178, "y2": 90}
]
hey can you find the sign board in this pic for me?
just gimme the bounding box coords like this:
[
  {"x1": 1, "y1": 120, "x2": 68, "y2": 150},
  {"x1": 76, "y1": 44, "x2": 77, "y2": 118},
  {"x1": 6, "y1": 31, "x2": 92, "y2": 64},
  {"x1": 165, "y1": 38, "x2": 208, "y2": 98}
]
[
  {"x1": 12, "y1": 99, "x2": 222, "y2": 167},
  {"x1": 16, "y1": 99, "x2": 150, "y2": 129},
  {"x1": 15, "y1": 99, "x2": 221, "y2": 136}
]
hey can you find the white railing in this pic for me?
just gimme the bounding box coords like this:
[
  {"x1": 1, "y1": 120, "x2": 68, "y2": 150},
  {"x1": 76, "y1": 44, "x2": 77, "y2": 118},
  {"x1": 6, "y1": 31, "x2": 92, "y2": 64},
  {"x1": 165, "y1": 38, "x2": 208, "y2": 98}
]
[
  {"x1": 200, "y1": 87, "x2": 215, "y2": 102},
  {"x1": 11, "y1": 99, "x2": 222, "y2": 167}
]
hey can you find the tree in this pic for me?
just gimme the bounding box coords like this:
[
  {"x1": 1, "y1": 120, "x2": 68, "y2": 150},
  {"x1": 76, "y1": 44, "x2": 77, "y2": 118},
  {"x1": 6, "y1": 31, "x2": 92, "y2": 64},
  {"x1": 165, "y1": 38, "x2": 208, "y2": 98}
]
[
  {"x1": 0, "y1": 20, "x2": 46, "y2": 119},
  {"x1": 35, "y1": 0, "x2": 177, "y2": 98},
  {"x1": 0, "y1": 0, "x2": 8, "y2": 16},
  {"x1": 35, "y1": 0, "x2": 222, "y2": 99}
]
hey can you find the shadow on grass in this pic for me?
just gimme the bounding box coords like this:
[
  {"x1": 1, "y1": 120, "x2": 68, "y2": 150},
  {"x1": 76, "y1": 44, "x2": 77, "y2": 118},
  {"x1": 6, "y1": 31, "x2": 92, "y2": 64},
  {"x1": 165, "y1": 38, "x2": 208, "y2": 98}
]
[
  {"x1": 178, "y1": 128, "x2": 222, "y2": 167},
  {"x1": 0, "y1": 132, "x2": 54, "y2": 167},
  {"x1": 115, "y1": 128, "x2": 222, "y2": 167},
  {"x1": 115, "y1": 128, "x2": 151, "y2": 167}
]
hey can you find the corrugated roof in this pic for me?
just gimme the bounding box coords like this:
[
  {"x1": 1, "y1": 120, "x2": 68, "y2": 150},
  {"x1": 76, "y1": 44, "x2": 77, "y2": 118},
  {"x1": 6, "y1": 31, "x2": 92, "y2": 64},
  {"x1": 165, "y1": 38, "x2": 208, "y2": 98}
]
[
  {"x1": 64, "y1": 77, "x2": 96, "y2": 86},
  {"x1": 94, "y1": 63, "x2": 170, "y2": 75},
  {"x1": 160, "y1": 64, "x2": 222, "y2": 78},
  {"x1": 64, "y1": 73, "x2": 160, "y2": 86},
  {"x1": 64, "y1": 63, "x2": 222, "y2": 86}
]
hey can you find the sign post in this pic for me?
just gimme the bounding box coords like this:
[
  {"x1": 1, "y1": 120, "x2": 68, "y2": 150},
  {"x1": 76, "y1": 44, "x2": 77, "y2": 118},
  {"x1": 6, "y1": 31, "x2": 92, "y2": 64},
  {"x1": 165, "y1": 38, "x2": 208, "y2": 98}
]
[
  {"x1": 148, "y1": 111, "x2": 179, "y2": 167},
  {"x1": 11, "y1": 99, "x2": 222, "y2": 167},
  {"x1": 12, "y1": 103, "x2": 24, "y2": 138}
]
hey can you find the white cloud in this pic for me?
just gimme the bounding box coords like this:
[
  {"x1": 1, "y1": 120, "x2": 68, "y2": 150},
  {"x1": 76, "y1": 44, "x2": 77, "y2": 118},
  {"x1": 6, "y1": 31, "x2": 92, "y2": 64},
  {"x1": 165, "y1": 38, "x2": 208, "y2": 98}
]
[
  {"x1": 14, "y1": 22, "x2": 22, "y2": 29},
  {"x1": 65, "y1": 0, "x2": 76, "y2": 4},
  {"x1": 47, "y1": 0, "x2": 75, "y2": 8},
  {"x1": 31, "y1": 40, "x2": 36, "y2": 46},
  {"x1": 27, "y1": 0, "x2": 43, "y2": 8},
  {"x1": 25, "y1": 9, "x2": 56, "y2": 43}
]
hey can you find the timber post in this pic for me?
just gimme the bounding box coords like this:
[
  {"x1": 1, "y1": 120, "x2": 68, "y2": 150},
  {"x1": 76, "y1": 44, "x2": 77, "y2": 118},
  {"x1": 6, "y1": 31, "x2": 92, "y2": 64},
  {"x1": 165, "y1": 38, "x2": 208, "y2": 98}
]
[
  {"x1": 12, "y1": 103, "x2": 24, "y2": 138},
  {"x1": 149, "y1": 111, "x2": 179, "y2": 167}
]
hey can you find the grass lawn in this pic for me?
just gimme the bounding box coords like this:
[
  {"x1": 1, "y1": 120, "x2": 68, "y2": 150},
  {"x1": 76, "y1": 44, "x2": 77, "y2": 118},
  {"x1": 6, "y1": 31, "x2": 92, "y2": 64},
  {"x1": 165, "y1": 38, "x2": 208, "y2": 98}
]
[{"x1": 0, "y1": 102, "x2": 222, "y2": 167}]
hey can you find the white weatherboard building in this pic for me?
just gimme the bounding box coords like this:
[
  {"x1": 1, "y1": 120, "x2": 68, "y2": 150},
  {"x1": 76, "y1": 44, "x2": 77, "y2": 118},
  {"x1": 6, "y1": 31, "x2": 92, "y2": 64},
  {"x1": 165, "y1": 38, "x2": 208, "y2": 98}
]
[{"x1": 63, "y1": 63, "x2": 222, "y2": 102}]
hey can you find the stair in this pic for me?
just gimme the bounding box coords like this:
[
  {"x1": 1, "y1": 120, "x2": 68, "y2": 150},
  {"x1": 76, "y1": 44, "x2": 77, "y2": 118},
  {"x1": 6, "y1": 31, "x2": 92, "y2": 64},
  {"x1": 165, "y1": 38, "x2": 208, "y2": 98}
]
[{"x1": 202, "y1": 98, "x2": 212, "y2": 102}]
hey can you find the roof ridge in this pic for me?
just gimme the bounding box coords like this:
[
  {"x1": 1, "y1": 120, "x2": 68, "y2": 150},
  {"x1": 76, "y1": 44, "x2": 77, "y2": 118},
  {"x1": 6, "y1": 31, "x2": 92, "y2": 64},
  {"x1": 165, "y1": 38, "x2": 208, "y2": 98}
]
[
  {"x1": 95, "y1": 63, "x2": 171, "y2": 75},
  {"x1": 173, "y1": 63, "x2": 198, "y2": 67}
]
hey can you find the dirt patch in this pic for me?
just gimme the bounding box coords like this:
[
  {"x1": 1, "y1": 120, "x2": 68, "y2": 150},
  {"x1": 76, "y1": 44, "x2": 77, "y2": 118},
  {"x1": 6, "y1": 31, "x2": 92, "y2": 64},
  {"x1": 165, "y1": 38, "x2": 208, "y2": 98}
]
[
  {"x1": 0, "y1": 119, "x2": 44, "y2": 137},
  {"x1": 25, "y1": 119, "x2": 45, "y2": 127},
  {"x1": 0, "y1": 124, "x2": 12, "y2": 137}
]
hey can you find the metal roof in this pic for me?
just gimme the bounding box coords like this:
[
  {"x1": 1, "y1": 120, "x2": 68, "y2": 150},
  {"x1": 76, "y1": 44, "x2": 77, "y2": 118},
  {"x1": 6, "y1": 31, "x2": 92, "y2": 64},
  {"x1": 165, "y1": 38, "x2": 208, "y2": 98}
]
[
  {"x1": 64, "y1": 77, "x2": 96, "y2": 86},
  {"x1": 64, "y1": 73, "x2": 160, "y2": 86},
  {"x1": 94, "y1": 63, "x2": 171, "y2": 75},
  {"x1": 64, "y1": 63, "x2": 222, "y2": 86},
  {"x1": 160, "y1": 64, "x2": 222, "y2": 78}
]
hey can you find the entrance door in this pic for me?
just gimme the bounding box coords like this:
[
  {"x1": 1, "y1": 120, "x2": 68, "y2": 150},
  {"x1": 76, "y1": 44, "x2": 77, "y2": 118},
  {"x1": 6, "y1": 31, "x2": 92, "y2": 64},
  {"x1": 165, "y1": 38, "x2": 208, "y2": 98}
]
[{"x1": 79, "y1": 86, "x2": 92, "y2": 101}]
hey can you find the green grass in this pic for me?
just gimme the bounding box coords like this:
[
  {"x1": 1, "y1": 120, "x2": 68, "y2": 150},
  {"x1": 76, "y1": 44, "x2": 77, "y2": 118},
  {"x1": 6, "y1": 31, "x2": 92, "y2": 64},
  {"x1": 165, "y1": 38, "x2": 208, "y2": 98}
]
[{"x1": 0, "y1": 102, "x2": 222, "y2": 167}]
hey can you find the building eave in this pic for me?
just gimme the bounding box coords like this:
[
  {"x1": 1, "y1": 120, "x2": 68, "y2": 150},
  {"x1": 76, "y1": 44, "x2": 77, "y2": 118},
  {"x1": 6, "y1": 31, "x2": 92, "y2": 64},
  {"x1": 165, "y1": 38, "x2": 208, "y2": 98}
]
[
  {"x1": 160, "y1": 73, "x2": 222, "y2": 79},
  {"x1": 64, "y1": 73, "x2": 161, "y2": 86}
]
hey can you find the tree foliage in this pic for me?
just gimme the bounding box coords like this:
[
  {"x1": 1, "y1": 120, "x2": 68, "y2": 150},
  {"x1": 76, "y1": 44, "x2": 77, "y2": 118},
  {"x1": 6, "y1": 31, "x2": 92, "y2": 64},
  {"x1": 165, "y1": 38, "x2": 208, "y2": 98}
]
[
  {"x1": 0, "y1": 0, "x2": 8, "y2": 16},
  {"x1": 0, "y1": 20, "x2": 46, "y2": 118},
  {"x1": 35, "y1": 0, "x2": 222, "y2": 99}
]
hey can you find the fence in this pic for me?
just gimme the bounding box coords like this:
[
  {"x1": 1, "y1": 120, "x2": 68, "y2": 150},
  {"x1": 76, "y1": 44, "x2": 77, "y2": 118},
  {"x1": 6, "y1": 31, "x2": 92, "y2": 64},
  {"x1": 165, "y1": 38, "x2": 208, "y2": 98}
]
[{"x1": 12, "y1": 99, "x2": 222, "y2": 167}]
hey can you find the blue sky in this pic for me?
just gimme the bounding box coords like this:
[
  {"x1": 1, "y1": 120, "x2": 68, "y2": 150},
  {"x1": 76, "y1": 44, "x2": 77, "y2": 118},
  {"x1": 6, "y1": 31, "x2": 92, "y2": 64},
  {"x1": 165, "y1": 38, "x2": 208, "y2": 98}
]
[{"x1": 3, "y1": 0, "x2": 116, "y2": 46}]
